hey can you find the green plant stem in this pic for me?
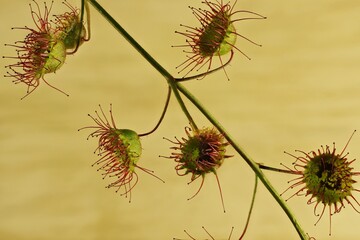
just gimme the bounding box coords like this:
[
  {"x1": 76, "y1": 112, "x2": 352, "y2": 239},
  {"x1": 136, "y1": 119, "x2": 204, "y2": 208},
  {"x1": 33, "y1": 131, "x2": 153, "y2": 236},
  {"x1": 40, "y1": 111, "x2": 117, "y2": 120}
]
[
  {"x1": 177, "y1": 83, "x2": 308, "y2": 240},
  {"x1": 239, "y1": 175, "x2": 258, "y2": 240},
  {"x1": 138, "y1": 86, "x2": 172, "y2": 137},
  {"x1": 72, "y1": 0, "x2": 90, "y2": 54},
  {"x1": 258, "y1": 163, "x2": 299, "y2": 175},
  {"x1": 87, "y1": 0, "x2": 198, "y2": 131},
  {"x1": 174, "y1": 51, "x2": 234, "y2": 82},
  {"x1": 88, "y1": 1, "x2": 307, "y2": 239}
]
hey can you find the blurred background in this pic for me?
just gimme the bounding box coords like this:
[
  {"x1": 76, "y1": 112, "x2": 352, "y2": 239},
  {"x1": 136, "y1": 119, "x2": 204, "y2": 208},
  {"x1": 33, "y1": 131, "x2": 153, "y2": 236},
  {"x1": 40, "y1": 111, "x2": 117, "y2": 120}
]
[{"x1": 1, "y1": 0, "x2": 360, "y2": 239}]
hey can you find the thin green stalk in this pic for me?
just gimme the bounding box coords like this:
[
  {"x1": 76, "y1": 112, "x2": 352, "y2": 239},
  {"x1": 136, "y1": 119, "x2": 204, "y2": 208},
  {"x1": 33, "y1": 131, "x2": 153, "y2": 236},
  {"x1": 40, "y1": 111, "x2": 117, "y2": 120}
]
[
  {"x1": 258, "y1": 163, "x2": 299, "y2": 175},
  {"x1": 177, "y1": 83, "x2": 308, "y2": 240},
  {"x1": 87, "y1": 0, "x2": 197, "y2": 131},
  {"x1": 71, "y1": 0, "x2": 90, "y2": 54},
  {"x1": 138, "y1": 86, "x2": 172, "y2": 137},
  {"x1": 240, "y1": 175, "x2": 258, "y2": 240},
  {"x1": 174, "y1": 51, "x2": 234, "y2": 82},
  {"x1": 87, "y1": 0, "x2": 307, "y2": 238},
  {"x1": 87, "y1": 0, "x2": 170, "y2": 79}
]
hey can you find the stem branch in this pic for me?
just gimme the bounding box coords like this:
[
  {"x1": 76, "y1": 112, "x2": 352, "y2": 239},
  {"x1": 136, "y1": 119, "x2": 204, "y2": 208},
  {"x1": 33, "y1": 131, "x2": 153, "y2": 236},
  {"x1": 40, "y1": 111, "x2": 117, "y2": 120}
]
[
  {"x1": 87, "y1": 1, "x2": 307, "y2": 238},
  {"x1": 87, "y1": 0, "x2": 197, "y2": 130},
  {"x1": 177, "y1": 83, "x2": 308, "y2": 240}
]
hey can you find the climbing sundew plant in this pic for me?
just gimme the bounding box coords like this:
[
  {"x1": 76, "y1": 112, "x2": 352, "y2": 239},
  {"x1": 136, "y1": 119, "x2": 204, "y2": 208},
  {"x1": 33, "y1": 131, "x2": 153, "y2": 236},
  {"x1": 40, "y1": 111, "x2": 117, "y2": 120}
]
[{"x1": 1, "y1": 1, "x2": 360, "y2": 240}]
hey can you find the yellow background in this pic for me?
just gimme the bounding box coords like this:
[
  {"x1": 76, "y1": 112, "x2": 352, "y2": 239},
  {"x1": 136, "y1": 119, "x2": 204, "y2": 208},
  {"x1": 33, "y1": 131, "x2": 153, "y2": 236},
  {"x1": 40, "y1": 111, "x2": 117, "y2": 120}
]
[{"x1": 1, "y1": 0, "x2": 360, "y2": 239}]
